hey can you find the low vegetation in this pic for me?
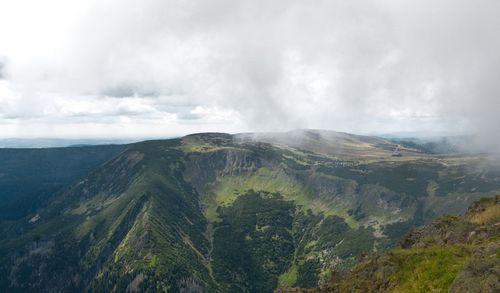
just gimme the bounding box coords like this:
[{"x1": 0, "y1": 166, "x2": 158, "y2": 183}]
[{"x1": 280, "y1": 195, "x2": 499, "y2": 292}]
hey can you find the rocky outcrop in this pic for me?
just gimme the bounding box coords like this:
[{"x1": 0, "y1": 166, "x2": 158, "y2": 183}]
[{"x1": 184, "y1": 147, "x2": 265, "y2": 193}]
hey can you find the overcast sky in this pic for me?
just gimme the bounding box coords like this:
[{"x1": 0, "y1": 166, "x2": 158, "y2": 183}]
[{"x1": 0, "y1": 0, "x2": 499, "y2": 139}]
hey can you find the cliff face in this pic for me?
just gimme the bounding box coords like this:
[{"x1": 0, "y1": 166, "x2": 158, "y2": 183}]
[{"x1": 281, "y1": 195, "x2": 499, "y2": 293}]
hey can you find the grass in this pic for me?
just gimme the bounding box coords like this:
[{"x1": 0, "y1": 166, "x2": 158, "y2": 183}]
[
  {"x1": 388, "y1": 245, "x2": 470, "y2": 293},
  {"x1": 278, "y1": 262, "x2": 299, "y2": 286},
  {"x1": 210, "y1": 167, "x2": 360, "y2": 228},
  {"x1": 179, "y1": 134, "x2": 242, "y2": 153},
  {"x1": 215, "y1": 167, "x2": 303, "y2": 205},
  {"x1": 469, "y1": 203, "x2": 500, "y2": 224},
  {"x1": 201, "y1": 192, "x2": 220, "y2": 223}
]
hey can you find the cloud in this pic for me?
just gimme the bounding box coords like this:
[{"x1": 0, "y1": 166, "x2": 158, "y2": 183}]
[
  {"x1": 0, "y1": 0, "x2": 499, "y2": 143},
  {"x1": 0, "y1": 57, "x2": 7, "y2": 79}
]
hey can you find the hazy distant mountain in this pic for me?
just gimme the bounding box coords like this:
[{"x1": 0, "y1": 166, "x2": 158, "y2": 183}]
[
  {"x1": 1, "y1": 130, "x2": 499, "y2": 292},
  {"x1": 0, "y1": 145, "x2": 126, "y2": 219},
  {"x1": 384, "y1": 135, "x2": 476, "y2": 154},
  {"x1": 0, "y1": 138, "x2": 140, "y2": 148}
]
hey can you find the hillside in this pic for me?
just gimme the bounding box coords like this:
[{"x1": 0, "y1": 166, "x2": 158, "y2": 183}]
[
  {"x1": 282, "y1": 195, "x2": 499, "y2": 292},
  {"x1": 1, "y1": 130, "x2": 499, "y2": 292},
  {"x1": 0, "y1": 145, "x2": 126, "y2": 220}
]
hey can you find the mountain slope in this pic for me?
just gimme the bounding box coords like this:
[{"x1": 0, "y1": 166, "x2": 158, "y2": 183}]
[
  {"x1": 1, "y1": 130, "x2": 500, "y2": 292},
  {"x1": 0, "y1": 145, "x2": 126, "y2": 220},
  {"x1": 286, "y1": 195, "x2": 499, "y2": 293},
  {"x1": 0, "y1": 139, "x2": 218, "y2": 292}
]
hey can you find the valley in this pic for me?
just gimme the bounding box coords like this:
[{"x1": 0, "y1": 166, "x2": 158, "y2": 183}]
[{"x1": 0, "y1": 130, "x2": 499, "y2": 292}]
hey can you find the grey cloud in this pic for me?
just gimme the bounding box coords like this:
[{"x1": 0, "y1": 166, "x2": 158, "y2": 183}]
[
  {"x1": 101, "y1": 84, "x2": 160, "y2": 98},
  {"x1": 1, "y1": 0, "x2": 500, "y2": 147},
  {"x1": 176, "y1": 112, "x2": 204, "y2": 121},
  {"x1": 0, "y1": 57, "x2": 7, "y2": 79},
  {"x1": 101, "y1": 85, "x2": 138, "y2": 98}
]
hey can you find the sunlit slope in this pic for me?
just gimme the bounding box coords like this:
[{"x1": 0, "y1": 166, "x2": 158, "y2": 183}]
[{"x1": 287, "y1": 196, "x2": 499, "y2": 293}]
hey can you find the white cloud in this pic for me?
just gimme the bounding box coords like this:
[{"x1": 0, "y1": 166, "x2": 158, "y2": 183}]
[{"x1": 0, "y1": 0, "x2": 499, "y2": 140}]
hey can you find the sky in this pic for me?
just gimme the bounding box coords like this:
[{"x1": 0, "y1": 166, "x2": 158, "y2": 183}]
[{"x1": 0, "y1": 0, "x2": 499, "y2": 139}]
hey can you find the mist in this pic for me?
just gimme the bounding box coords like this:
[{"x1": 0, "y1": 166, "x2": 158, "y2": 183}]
[{"x1": 0, "y1": 0, "x2": 499, "y2": 148}]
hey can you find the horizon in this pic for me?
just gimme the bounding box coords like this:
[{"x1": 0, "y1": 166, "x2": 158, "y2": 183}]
[
  {"x1": 0, "y1": 128, "x2": 474, "y2": 149},
  {"x1": 0, "y1": 128, "x2": 470, "y2": 140}
]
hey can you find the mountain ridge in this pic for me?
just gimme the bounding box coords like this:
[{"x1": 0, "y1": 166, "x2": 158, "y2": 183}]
[{"x1": 1, "y1": 130, "x2": 499, "y2": 292}]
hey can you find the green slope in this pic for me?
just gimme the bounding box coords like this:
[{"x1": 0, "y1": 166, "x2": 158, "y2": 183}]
[
  {"x1": 0, "y1": 140, "x2": 217, "y2": 292},
  {"x1": 287, "y1": 196, "x2": 499, "y2": 293}
]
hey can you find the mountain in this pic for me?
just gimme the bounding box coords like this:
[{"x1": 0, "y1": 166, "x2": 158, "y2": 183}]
[
  {"x1": 286, "y1": 195, "x2": 499, "y2": 292},
  {"x1": 0, "y1": 145, "x2": 126, "y2": 220},
  {"x1": 1, "y1": 130, "x2": 499, "y2": 292},
  {"x1": 384, "y1": 135, "x2": 476, "y2": 154},
  {"x1": 0, "y1": 138, "x2": 138, "y2": 148}
]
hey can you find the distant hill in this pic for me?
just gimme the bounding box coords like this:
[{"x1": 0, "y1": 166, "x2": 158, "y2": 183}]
[
  {"x1": 236, "y1": 129, "x2": 423, "y2": 158},
  {"x1": 0, "y1": 145, "x2": 126, "y2": 219},
  {"x1": 0, "y1": 138, "x2": 139, "y2": 148},
  {"x1": 383, "y1": 134, "x2": 485, "y2": 155},
  {"x1": 1, "y1": 130, "x2": 499, "y2": 292}
]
